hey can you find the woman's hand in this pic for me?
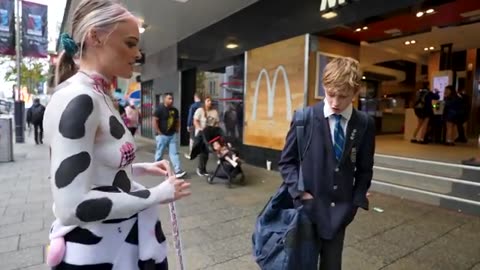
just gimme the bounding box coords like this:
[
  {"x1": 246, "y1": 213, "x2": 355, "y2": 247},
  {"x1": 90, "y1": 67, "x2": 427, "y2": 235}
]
[
  {"x1": 301, "y1": 192, "x2": 314, "y2": 200},
  {"x1": 144, "y1": 161, "x2": 171, "y2": 176},
  {"x1": 156, "y1": 175, "x2": 191, "y2": 204},
  {"x1": 132, "y1": 161, "x2": 170, "y2": 177},
  {"x1": 168, "y1": 176, "x2": 191, "y2": 201}
]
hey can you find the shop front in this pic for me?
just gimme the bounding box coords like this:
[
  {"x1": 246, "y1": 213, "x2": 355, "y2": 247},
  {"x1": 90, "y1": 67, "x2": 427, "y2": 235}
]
[
  {"x1": 177, "y1": 0, "x2": 429, "y2": 167},
  {"x1": 177, "y1": 0, "x2": 480, "y2": 213},
  {"x1": 178, "y1": 0, "x2": 480, "y2": 168}
]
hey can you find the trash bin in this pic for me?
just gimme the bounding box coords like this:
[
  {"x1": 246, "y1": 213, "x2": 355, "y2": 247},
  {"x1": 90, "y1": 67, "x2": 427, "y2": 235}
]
[{"x1": 0, "y1": 115, "x2": 14, "y2": 162}]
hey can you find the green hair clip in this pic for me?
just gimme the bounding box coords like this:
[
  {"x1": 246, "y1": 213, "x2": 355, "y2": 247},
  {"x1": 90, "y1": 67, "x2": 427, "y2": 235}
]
[{"x1": 60, "y1": 33, "x2": 79, "y2": 56}]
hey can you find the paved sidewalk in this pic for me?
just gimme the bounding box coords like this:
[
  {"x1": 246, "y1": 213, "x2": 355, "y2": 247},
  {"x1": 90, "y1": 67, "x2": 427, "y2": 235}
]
[{"x1": 0, "y1": 138, "x2": 479, "y2": 270}]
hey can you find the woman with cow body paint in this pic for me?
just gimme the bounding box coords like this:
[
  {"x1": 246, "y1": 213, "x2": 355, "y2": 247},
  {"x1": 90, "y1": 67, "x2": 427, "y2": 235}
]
[{"x1": 43, "y1": 0, "x2": 190, "y2": 269}]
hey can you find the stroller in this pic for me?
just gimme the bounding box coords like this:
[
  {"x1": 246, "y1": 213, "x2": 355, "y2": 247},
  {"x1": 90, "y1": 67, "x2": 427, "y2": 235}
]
[{"x1": 191, "y1": 126, "x2": 245, "y2": 188}]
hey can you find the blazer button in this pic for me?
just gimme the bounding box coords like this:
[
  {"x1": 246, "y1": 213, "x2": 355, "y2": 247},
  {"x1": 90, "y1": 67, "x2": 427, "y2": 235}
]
[
  {"x1": 333, "y1": 185, "x2": 338, "y2": 190},
  {"x1": 330, "y1": 202, "x2": 336, "y2": 207},
  {"x1": 335, "y1": 168, "x2": 339, "y2": 172}
]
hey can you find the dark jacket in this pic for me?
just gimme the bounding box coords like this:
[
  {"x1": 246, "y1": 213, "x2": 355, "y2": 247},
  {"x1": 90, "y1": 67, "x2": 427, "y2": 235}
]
[
  {"x1": 444, "y1": 95, "x2": 463, "y2": 123},
  {"x1": 278, "y1": 102, "x2": 375, "y2": 239},
  {"x1": 27, "y1": 102, "x2": 45, "y2": 125},
  {"x1": 187, "y1": 101, "x2": 201, "y2": 128}
]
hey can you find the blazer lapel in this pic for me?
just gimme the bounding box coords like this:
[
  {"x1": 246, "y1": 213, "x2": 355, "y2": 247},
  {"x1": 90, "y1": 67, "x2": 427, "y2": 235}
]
[{"x1": 340, "y1": 109, "x2": 359, "y2": 164}]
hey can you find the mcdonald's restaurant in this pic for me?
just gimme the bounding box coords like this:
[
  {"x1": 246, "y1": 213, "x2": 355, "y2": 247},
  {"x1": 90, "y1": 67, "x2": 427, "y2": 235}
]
[
  {"x1": 171, "y1": 0, "x2": 480, "y2": 169},
  {"x1": 62, "y1": 0, "x2": 480, "y2": 212}
]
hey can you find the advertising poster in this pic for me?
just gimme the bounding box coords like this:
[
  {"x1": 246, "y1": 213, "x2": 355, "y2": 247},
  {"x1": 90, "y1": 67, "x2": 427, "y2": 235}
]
[
  {"x1": 433, "y1": 75, "x2": 449, "y2": 101},
  {"x1": 22, "y1": 1, "x2": 48, "y2": 58},
  {"x1": 0, "y1": 0, "x2": 15, "y2": 55}
]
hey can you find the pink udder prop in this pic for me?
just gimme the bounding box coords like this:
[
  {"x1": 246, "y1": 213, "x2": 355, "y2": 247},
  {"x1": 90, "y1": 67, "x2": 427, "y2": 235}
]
[{"x1": 46, "y1": 237, "x2": 66, "y2": 267}]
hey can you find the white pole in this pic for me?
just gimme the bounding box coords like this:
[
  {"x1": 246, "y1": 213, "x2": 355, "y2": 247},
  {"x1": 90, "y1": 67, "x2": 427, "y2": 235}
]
[{"x1": 15, "y1": 0, "x2": 20, "y2": 99}]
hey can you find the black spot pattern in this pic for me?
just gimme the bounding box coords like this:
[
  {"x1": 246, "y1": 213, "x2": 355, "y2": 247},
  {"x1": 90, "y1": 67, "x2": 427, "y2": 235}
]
[
  {"x1": 112, "y1": 170, "x2": 131, "y2": 192},
  {"x1": 55, "y1": 262, "x2": 113, "y2": 270},
  {"x1": 128, "y1": 190, "x2": 151, "y2": 199},
  {"x1": 76, "y1": 198, "x2": 113, "y2": 222},
  {"x1": 55, "y1": 152, "x2": 91, "y2": 189},
  {"x1": 109, "y1": 116, "x2": 125, "y2": 139},
  {"x1": 92, "y1": 186, "x2": 121, "y2": 193},
  {"x1": 124, "y1": 220, "x2": 138, "y2": 245},
  {"x1": 138, "y1": 259, "x2": 168, "y2": 270},
  {"x1": 64, "y1": 227, "x2": 102, "y2": 245},
  {"x1": 154, "y1": 220, "x2": 166, "y2": 243},
  {"x1": 59, "y1": 94, "x2": 94, "y2": 139}
]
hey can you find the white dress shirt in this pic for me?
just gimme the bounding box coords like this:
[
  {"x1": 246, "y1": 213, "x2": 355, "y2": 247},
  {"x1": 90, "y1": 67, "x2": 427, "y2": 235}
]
[{"x1": 323, "y1": 102, "x2": 353, "y2": 146}]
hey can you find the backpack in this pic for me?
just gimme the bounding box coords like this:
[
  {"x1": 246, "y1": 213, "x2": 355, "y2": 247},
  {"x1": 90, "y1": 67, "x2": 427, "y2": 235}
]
[
  {"x1": 414, "y1": 89, "x2": 428, "y2": 110},
  {"x1": 251, "y1": 107, "x2": 313, "y2": 270}
]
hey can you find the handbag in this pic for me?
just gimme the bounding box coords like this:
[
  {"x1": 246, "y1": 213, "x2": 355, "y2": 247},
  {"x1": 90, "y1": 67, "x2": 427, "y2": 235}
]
[{"x1": 252, "y1": 107, "x2": 315, "y2": 270}]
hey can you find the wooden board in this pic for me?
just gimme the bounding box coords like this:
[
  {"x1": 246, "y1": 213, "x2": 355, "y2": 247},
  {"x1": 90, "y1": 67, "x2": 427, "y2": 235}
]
[
  {"x1": 244, "y1": 35, "x2": 307, "y2": 150},
  {"x1": 307, "y1": 36, "x2": 360, "y2": 105}
]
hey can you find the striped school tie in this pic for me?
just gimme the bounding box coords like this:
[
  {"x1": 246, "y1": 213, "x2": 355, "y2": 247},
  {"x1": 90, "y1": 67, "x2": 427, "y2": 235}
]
[{"x1": 334, "y1": 114, "x2": 345, "y2": 161}]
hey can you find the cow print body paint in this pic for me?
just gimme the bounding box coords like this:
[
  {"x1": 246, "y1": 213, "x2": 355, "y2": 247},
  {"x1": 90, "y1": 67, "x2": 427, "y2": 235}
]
[
  {"x1": 59, "y1": 94, "x2": 94, "y2": 139},
  {"x1": 46, "y1": 73, "x2": 168, "y2": 268}
]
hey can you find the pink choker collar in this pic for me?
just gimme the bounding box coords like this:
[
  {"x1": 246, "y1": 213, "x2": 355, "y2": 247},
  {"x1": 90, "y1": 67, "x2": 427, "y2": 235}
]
[{"x1": 79, "y1": 70, "x2": 111, "y2": 95}]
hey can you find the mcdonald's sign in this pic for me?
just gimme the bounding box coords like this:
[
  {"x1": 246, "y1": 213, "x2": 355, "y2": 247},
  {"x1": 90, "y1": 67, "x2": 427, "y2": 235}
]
[
  {"x1": 251, "y1": 65, "x2": 293, "y2": 121},
  {"x1": 244, "y1": 35, "x2": 306, "y2": 150},
  {"x1": 320, "y1": 0, "x2": 349, "y2": 12}
]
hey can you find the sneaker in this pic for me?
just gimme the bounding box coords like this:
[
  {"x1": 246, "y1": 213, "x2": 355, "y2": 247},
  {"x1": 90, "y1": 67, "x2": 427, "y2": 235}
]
[
  {"x1": 196, "y1": 168, "x2": 209, "y2": 177},
  {"x1": 184, "y1": 153, "x2": 191, "y2": 159},
  {"x1": 175, "y1": 170, "x2": 187, "y2": 178}
]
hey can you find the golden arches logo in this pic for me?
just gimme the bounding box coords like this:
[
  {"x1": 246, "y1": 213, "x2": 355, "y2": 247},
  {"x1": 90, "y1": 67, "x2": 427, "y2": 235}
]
[
  {"x1": 251, "y1": 65, "x2": 293, "y2": 121},
  {"x1": 320, "y1": 0, "x2": 346, "y2": 12}
]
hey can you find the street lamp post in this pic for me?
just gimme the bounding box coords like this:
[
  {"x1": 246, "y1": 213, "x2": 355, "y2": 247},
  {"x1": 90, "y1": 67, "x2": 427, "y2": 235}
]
[{"x1": 14, "y1": 0, "x2": 24, "y2": 143}]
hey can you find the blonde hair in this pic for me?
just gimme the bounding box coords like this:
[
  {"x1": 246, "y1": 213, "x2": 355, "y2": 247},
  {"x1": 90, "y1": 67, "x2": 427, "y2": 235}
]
[
  {"x1": 55, "y1": 0, "x2": 134, "y2": 86},
  {"x1": 323, "y1": 57, "x2": 362, "y2": 95}
]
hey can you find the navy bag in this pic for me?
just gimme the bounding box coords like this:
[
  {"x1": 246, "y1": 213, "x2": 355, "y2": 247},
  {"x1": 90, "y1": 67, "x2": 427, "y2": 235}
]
[{"x1": 252, "y1": 107, "x2": 316, "y2": 270}]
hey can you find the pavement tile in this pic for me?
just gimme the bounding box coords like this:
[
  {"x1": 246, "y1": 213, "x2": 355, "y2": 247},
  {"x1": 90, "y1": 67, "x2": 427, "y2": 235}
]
[
  {"x1": 19, "y1": 229, "x2": 50, "y2": 249},
  {"x1": 0, "y1": 219, "x2": 44, "y2": 238},
  {"x1": 342, "y1": 247, "x2": 385, "y2": 270},
  {"x1": 0, "y1": 214, "x2": 23, "y2": 226},
  {"x1": 21, "y1": 264, "x2": 50, "y2": 270},
  {"x1": 381, "y1": 255, "x2": 437, "y2": 270},
  {"x1": 352, "y1": 236, "x2": 413, "y2": 265},
  {"x1": 2, "y1": 139, "x2": 480, "y2": 270},
  {"x1": 406, "y1": 225, "x2": 480, "y2": 270},
  {"x1": 0, "y1": 235, "x2": 19, "y2": 254},
  {"x1": 0, "y1": 246, "x2": 44, "y2": 270}
]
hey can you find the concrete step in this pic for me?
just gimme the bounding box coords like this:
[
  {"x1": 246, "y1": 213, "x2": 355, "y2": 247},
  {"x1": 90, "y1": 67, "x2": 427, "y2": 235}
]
[
  {"x1": 372, "y1": 154, "x2": 480, "y2": 216},
  {"x1": 373, "y1": 166, "x2": 480, "y2": 201},
  {"x1": 375, "y1": 154, "x2": 480, "y2": 182},
  {"x1": 371, "y1": 181, "x2": 480, "y2": 216}
]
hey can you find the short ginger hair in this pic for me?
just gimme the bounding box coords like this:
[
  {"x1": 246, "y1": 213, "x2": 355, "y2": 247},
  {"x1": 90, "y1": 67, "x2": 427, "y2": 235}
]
[{"x1": 323, "y1": 57, "x2": 362, "y2": 95}]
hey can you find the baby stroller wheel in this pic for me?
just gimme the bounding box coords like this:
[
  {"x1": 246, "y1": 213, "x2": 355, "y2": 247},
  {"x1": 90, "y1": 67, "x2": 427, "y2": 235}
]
[
  {"x1": 238, "y1": 174, "x2": 246, "y2": 186},
  {"x1": 207, "y1": 176, "x2": 214, "y2": 184}
]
